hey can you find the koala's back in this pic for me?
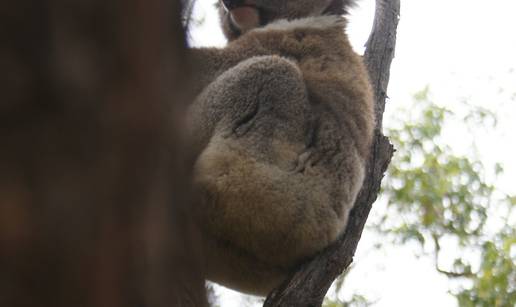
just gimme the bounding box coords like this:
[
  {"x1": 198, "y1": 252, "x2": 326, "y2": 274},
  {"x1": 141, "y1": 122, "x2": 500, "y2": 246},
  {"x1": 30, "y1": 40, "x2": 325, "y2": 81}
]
[{"x1": 190, "y1": 22, "x2": 373, "y2": 295}]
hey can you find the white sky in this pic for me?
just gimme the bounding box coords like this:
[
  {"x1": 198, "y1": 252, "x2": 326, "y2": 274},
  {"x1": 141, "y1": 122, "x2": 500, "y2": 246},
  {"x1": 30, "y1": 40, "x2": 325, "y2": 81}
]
[{"x1": 190, "y1": 0, "x2": 516, "y2": 305}]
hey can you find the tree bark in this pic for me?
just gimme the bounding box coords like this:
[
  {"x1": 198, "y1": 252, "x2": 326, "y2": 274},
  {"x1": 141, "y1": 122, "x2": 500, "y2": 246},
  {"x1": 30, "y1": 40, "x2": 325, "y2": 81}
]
[
  {"x1": 263, "y1": 1, "x2": 400, "y2": 306},
  {"x1": 0, "y1": 1, "x2": 206, "y2": 307}
]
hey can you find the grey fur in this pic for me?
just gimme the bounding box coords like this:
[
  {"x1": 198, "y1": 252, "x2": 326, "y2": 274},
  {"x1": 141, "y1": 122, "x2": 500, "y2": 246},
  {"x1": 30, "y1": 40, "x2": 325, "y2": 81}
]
[{"x1": 187, "y1": 0, "x2": 374, "y2": 295}]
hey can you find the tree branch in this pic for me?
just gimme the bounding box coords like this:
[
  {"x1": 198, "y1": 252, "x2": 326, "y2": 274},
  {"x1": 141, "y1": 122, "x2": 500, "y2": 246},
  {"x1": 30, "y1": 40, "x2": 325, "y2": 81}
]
[
  {"x1": 432, "y1": 234, "x2": 475, "y2": 279},
  {"x1": 263, "y1": 1, "x2": 400, "y2": 305}
]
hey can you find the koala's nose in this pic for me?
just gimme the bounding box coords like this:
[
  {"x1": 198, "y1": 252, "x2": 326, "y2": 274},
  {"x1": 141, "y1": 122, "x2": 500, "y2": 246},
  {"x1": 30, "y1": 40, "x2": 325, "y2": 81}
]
[{"x1": 221, "y1": 0, "x2": 246, "y2": 11}]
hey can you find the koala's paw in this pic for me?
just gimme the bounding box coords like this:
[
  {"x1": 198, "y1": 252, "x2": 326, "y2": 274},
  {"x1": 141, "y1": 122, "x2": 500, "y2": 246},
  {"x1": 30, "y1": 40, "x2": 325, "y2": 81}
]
[
  {"x1": 292, "y1": 115, "x2": 346, "y2": 173},
  {"x1": 293, "y1": 142, "x2": 344, "y2": 173}
]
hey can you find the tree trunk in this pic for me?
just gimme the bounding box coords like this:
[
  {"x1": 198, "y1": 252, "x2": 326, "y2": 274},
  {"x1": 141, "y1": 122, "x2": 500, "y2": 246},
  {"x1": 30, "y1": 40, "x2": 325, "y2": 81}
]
[
  {"x1": 264, "y1": 1, "x2": 400, "y2": 306},
  {"x1": 0, "y1": 1, "x2": 206, "y2": 306}
]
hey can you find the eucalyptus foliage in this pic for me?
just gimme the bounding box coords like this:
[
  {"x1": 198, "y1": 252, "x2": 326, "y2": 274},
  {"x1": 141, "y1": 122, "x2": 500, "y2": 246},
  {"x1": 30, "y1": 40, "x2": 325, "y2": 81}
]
[{"x1": 325, "y1": 89, "x2": 515, "y2": 306}]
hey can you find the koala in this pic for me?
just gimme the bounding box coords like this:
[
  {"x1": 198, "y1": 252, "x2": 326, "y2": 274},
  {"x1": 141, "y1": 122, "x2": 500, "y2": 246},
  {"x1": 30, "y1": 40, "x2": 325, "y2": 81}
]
[{"x1": 187, "y1": 0, "x2": 375, "y2": 296}]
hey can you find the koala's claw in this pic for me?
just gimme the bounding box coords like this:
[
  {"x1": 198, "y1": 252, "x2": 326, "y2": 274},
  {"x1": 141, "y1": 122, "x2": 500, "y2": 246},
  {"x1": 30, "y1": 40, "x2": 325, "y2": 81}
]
[
  {"x1": 292, "y1": 151, "x2": 311, "y2": 172},
  {"x1": 292, "y1": 148, "x2": 325, "y2": 173},
  {"x1": 292, "y1": 136, "x2": 345, "y2": 173}
]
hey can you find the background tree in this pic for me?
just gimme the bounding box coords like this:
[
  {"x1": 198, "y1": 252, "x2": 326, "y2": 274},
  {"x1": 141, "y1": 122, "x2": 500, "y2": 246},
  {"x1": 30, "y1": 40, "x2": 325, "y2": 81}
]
[
  {"x1": 324, "y1": 89, "x2": 516, "y2": 307},
  {"x1": 380, "y1": 90, "x2": 516, "y2": 306}
]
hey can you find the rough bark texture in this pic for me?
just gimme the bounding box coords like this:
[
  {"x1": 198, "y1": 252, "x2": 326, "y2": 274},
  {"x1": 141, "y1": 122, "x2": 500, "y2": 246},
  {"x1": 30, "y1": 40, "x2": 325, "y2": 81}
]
[
  {"x1": 0, "y1": 1, "x2": 206, "y2": 307},
  {"x1": 263, "y1": 1, "x2": 400, "y2": 306}
]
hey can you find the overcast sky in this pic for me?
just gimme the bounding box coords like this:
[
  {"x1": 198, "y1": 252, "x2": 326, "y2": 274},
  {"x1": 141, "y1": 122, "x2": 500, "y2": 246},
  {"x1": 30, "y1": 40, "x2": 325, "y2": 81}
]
[{"x1": 189, "y1": 0, "x2": 516, "y2": 305}]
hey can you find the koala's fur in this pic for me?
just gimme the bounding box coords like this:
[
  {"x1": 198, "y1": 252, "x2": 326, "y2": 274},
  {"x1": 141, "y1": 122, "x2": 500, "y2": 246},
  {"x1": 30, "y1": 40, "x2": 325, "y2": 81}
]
[{"x1": 187, "y1": 0, "x2": 374, "y2": 296}]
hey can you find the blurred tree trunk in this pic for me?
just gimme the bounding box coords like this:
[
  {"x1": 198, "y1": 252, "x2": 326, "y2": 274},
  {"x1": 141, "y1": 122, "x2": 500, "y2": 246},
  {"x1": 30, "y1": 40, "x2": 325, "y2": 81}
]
[{"x1": 0, "y1": 1, "x2": 206, "y2": 307}]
